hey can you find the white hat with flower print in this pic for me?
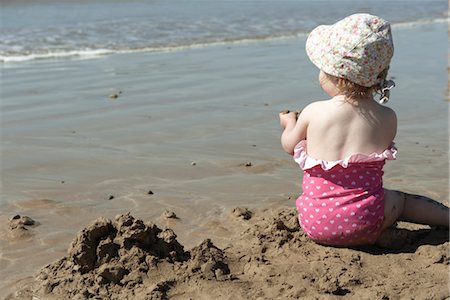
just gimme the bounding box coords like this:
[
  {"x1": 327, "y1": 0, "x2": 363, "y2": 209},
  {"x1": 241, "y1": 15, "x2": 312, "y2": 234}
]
[{"x1": 306, "y1": 13, "x2": 395, "y2": 103}]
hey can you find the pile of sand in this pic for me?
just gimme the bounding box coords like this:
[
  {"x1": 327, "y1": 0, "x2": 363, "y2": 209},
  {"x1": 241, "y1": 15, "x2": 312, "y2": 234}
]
[
  {"x1": 231, "y1": 208, "x2": 448, "y2": 299},
  {"x1": 9, "y1": 208, "x2": 449, "y2": 299},
  {"x1": 28, "y1": 213, "x2": 232, "y2": 299}
]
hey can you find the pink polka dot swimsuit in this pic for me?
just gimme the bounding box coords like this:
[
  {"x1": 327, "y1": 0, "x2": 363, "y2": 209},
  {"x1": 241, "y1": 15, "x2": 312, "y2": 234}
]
[{"x1": 293, "y1": 140, "x2": 397, "y2": 246}]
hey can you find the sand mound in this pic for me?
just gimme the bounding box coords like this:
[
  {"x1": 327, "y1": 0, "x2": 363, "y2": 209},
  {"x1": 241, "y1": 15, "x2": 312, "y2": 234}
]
[
  {"x1": 33, "y1": 213, "x2": 231, "y2": 300},
  {"x1": 230, "y1": 208, "x2": 449, "y2": 299}
]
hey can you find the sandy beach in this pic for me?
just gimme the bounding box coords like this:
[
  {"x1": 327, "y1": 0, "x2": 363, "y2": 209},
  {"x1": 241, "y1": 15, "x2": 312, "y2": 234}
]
[
  {"x1": 1, "y1": 19, "x2": 449, "y2": 299},
  {"x1": 4, "y1": 209, "x2": 450, "y2": 299}
]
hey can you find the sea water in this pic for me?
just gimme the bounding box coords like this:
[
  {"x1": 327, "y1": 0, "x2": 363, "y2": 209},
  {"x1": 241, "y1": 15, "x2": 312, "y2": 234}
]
[{"x1": 1, "y1": 0, "x2": 447, "y2": 63}]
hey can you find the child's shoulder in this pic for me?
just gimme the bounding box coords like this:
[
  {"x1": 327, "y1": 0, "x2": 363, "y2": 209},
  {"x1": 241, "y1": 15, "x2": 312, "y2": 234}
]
[
  {"x1": 300, "y1": 99, "x2": 333, "y2": 115},
  {"x1": 375, "y1": 101, "x2": 397, "y2": 119},
  {"x1": 302, "y1": 99, "x2": 330, "y2": 110},
  {"x1": 296, "y1": 99, "x2": 333, "y2": 123}
]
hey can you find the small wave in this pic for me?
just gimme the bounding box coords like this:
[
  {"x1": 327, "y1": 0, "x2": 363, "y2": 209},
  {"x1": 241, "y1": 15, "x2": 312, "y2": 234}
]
[
  {"x1": 0, "y1": 49, "x2": 116, "y2": 63},
  {"x1": 0, "y1": 33, "x2": 308, "y2": 64},
  {"x1": 392, "y1": 17, "x2": 449, "y2": 28}
]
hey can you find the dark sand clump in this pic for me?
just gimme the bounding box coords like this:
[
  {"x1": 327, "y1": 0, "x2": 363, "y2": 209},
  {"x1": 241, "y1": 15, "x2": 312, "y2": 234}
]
[
  {"x1": 7, "y1": 215, "x2": 38, "y2": 239},
  {"x1": 231, "y1": 207, "x2": 253, "y2": 220}
]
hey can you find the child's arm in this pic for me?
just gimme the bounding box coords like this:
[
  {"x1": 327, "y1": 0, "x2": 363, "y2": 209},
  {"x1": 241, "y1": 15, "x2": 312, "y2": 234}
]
[{"x1": 279, "y1": 109, "x2": 308, "y2": 155}]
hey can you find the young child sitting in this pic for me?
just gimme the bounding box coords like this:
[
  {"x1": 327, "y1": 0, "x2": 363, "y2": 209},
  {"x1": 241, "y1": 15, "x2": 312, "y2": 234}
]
[{"x1": 279, "y1": 13, "x2": 449, "y2": 246}]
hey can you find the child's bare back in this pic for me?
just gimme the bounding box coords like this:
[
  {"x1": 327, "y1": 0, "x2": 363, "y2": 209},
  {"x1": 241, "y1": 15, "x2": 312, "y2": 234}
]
[{"x1": 297, "y1": 94, "x2": 396, "y2": 161}]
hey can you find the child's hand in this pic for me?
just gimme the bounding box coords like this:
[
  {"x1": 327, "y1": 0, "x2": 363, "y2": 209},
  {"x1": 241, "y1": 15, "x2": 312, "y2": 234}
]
[{"x1": 279, "y1": 110, "x2": 298, "y2": 129}]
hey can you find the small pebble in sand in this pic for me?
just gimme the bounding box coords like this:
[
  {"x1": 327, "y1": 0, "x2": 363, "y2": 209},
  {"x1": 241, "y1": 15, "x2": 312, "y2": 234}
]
[
  {"x1": 148, "y1": 190, "x2": 154, "y2": 195},
  {"x1": 245, "y1": 162, "x2": 252, "y2": 167},
  {"x1": 161, "y1": 209, "x2": 178, "y2": 219},
  {"x1": 10, "y1": 215, "x2": 36, "y2": 230},
  {"x1": 162, "y1": 210, "x2": 178, "y2": 219},
  {"x1": 232, "y1": 207, "x2": 253, "y2": 220},
  {"x1": 61, "y1": 181, "x2": 65, "y2": 184},
  {"x1": 108, "y1": 195, "x2": 115, "y2": 200},
  {"x1": 109, "y1": 90, "x2": 122, "y2": 99},
  {"x1": 191, "y1": 161, "x2": 197, "y2": 166}
]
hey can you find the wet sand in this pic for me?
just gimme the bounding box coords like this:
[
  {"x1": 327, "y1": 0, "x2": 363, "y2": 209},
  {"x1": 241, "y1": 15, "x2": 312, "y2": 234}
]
[{"x1": 0, "y1": 21, "x2": 449, "y2": 298}]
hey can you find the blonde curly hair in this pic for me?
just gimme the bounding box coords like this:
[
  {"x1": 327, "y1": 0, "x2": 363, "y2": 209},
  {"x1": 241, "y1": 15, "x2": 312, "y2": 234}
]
[{"x1": 326, "y1": 68, "x2": 390, "y2": 99}]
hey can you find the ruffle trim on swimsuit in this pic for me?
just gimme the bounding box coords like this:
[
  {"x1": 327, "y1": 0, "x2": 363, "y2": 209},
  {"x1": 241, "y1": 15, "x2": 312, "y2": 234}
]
[{"x1": 293, "y1": 140, "x2": 397, "y2": 171}]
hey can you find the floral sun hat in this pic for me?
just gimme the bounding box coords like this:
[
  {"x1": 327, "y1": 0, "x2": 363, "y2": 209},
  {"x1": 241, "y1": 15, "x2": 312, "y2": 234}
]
[{"x1": 306, "y1": 13, "x2": 394, "y2": 90}]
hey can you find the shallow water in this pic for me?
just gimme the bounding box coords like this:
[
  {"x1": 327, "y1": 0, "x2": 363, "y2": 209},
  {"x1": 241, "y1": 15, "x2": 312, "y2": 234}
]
[{"x1": 0, "y1": 21, "x2": 448, "y2": 296}]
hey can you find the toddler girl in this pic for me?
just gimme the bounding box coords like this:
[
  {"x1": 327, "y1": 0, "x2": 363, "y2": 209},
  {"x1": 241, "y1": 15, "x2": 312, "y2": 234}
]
[{"x1": 279, "y1": 14, "x2": 449, "y2": 246}]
